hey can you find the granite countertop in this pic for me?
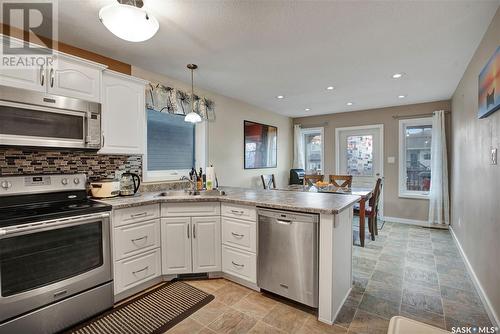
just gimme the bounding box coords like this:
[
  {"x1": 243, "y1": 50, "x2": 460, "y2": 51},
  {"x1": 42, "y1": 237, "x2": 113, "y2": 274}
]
[{"x1": 98, "y1": 186, "x2": 360, "y2": 215}]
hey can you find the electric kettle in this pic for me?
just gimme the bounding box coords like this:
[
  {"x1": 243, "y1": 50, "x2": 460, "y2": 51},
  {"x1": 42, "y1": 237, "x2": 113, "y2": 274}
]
[{"x1": 120, "y1": 172, "x2": 141, "y2": 196}]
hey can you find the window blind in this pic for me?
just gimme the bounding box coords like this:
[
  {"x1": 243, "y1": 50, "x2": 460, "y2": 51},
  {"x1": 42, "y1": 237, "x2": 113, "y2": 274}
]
[{"x1": 146, "y1": 109, "x2": 195, "y2": 171}]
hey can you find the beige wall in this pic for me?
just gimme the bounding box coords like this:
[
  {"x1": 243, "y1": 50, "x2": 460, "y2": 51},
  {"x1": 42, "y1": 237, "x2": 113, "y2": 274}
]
[
  {"x1": 451, "y1": 8, "x2": 500, "y2": 325},
  {"x1": 131, "y1": 67, "x2": 293, "y2": 188},
  {"x1": 294, "y1": 100, "x2": 451, "y2": 222}
]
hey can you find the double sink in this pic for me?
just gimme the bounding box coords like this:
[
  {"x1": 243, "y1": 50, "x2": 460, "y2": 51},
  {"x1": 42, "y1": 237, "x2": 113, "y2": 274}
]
[{"x1": 155, "y1": 189, "x2": 226, "y2": 198}]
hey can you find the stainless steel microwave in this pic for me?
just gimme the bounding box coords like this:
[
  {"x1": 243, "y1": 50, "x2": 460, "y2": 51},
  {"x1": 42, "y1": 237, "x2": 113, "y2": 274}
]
[{"x1": 0, "y1": 85, "x2": 101, "y2": 150}]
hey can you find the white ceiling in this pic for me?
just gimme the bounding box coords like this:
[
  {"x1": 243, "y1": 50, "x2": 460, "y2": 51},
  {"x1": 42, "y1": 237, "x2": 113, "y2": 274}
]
[{"x1": 51, "y1": 0, "x2": 499, "y2": 117}]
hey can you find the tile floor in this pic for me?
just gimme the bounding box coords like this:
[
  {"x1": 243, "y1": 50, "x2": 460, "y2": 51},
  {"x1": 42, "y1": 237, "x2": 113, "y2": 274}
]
[{"x1": 166, "y1": 221, "x2": 493, "y2": 334}]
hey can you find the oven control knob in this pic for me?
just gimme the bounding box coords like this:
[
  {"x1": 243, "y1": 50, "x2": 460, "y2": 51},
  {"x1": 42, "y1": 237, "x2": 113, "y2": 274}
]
[
  {"x1": 1, "y1": 181, "x2": 12, "y2": 190},
  {"x1": 73, "y1": 178, "x2": 80, "y2": 185},
  {"x1": 61, "y1": 178, "x2": 69, "y2": 185}
]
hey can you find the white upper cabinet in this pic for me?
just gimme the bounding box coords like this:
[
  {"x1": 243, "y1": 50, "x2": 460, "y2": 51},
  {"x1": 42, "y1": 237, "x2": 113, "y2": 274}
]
[
  {"x1": 0, "y1": 35, "x2": 106, "y2": 100},
  {"x1": 48, "y1": 54, "x2": 104, "y2": 102},
  {"x1": 0, "y1": 36, "x2": 44, "y2": 91},
  {"x1": 0, "y1": 67, "x2": 44, "y2": 92},
  {"x1": 99, "y1": 70, "x2": 147, "y2": 155}
]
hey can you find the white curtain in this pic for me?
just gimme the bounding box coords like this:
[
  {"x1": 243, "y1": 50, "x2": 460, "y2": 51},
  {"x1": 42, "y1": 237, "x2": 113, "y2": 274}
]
[
  {"x1": 293, "y1": 125, "x2": 305, "y2": 169},
  {"x1": 428, "y1": 110, "x2": 450, "y2": 226}
]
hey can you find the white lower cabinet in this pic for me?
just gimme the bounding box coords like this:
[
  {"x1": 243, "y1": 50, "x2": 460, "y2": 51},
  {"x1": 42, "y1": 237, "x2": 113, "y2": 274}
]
[
  {"x1": 161, "y1": 217, "x2": 192, "y2": 274},
  {"x1": 222, "y1": 245, "x2": 257, "y2": 283},
  {"x1": 112, "y1": 204, "x2": 161, "y2": 296},
  {"x1": 114, "y1": 249, "x2": 161, "y2": 294},
  {"x1": 114, "y1": 219, "x2": 160, "y2": 260},
  {"x1": 161, "y1": 215, "x2": 221, "y2": 275},
  {"x1": 192, "y1": 216, "x2": 222, "y2": 273},
  {"x1": 221, "y1": 204, "x2": 258, "y2": 284}
]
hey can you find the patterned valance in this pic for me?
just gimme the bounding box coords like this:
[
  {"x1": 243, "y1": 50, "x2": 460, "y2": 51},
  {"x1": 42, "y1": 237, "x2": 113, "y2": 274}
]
[{"x1": 145, "y1": 83, "x2": 215, "y2": 121}]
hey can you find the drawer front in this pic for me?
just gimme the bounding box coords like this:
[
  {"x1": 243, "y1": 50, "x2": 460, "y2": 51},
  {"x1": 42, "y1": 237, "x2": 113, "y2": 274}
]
[
  {"x1": 114, "y1": 249, "x2": 161, "y2": 294},
  {"x1": 114, "y1": 219, "x2": 160, "y2": 260},
  {"x1": 114, "y1": 204, "x2": 160, "y2": 227},
  {"x1": 222, "y1": 217, "x2": 256, "y2": 253},
  {"x1": 161, "y1": 202, "x2": 220, "y2": 217},
  {"x1": 222, "y1": 245, "x2": 256, "y2": 283},
  {"x1": 221, "y1": 203, "x2": 256, "y2": 222}
]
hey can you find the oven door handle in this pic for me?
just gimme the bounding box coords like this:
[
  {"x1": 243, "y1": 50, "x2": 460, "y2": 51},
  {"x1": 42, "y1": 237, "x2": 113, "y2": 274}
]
[{"x1": 0, "y1": 212, "x2": 110, "y2": 237}]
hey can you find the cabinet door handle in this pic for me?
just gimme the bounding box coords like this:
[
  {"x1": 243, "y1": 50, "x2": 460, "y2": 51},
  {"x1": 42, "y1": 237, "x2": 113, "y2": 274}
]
[
  {"x1": 232, "y1": 261, "x2": 244, "y2": 268},
  {"x1": 49, "y1": 68, "x2": 54, "y2": 87},
  {"x1": 187, "y1": 224, "x2": 190, "y2": 239},
  {"x1": 231, "y1": 210, "x2": 244, "y2": 215},
  {"x1": 193, "y1": 224, "x2": 196, "y2": 238},
  {"x1": 40, "y1": 66, "x2": 45, "y2": 86},
  {"x1": 130, "y1": 212, "x2": 147, "y2": 218},
  {"x1": 231, "y1": 232, "x2": 244, "y2": 238},
  {"x1": 131, "y1": 236, "x2": 147, "y2": 243},
  {"x1": 132, "y1": 266, "x2": 149, "y2": 275}
]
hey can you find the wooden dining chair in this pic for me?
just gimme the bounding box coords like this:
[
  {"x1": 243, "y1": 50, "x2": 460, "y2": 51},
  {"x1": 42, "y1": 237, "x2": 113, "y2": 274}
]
[
  {"x1": 304, "y1": 174, "x2": 324, "y2": 185},
  {"x1": 354, "y1": 178, "x2": 383, "y2": 240},
  {"x1": 329, "y1": 175, "x2": 353, "y2": 189},
  {"x1": 261, "y1": 174, "x2": 276, "y2": 190}
]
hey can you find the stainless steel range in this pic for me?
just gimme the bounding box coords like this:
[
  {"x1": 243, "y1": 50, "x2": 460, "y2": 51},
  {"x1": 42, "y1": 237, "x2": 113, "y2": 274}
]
[{"x1": 0, "y1": 174, "x2": 113, "y2": 334}]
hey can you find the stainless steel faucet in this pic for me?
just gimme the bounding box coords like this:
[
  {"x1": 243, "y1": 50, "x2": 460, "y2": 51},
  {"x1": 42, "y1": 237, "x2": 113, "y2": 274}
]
[{"x1": 181, "y1": 175, "x2": 197, "y2": 192}]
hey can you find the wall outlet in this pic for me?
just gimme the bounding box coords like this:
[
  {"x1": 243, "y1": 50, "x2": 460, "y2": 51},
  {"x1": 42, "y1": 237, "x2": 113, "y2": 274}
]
[
  {"x1": 491, "y1": 148, "x2": 498, "y2": 165},
  {"x1": 387, "y1": 156, "x2": 396, "y2": 164}
]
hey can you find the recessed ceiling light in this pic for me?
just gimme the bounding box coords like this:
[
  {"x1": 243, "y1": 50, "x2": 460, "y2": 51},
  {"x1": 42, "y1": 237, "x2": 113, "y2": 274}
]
[
  {"x1": 276, "y1": 95, "x2": 284, "y2": 99},
  {"x1": 398, "y1": 95, "x2": 406, "y2": 99},
  {"x1": 392, "y1": 73, "x2": 404, "y2": 79},
  {"x1": 346, "y1": 102, "x2": 353, "y2": 106},
  {"x1": 305, "y1": 108, "x2": 311, "y2": 111},
  {"x1": 327, "y1": 86, "x2": 334, "y2": 90}
]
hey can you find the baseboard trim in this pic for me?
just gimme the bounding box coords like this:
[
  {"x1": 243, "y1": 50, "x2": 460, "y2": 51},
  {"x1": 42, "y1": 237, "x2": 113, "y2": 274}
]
[
  {"x1": 449, "y1": 226, "x2": 499, "y2": 327},
  {"x1": 383, "y1": 216, "x2": 448, "y2": 229}
]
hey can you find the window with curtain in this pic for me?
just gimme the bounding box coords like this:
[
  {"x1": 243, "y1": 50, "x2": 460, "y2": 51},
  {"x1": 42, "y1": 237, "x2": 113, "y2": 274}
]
[
  {"x1": 399, "y1": 118, "x2": 433, "y2": 198},
  {"x1": 144, "y1": 108, "x2": 195, "y2": 181},
  {"x1": 301, "y1": 127, "x2": 324, "y2": 174}
]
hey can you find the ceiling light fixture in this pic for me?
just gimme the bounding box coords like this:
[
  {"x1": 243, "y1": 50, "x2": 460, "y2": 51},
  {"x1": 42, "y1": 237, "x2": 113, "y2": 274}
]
[
  {"x1": 392, "y1": 73, "x2": 404, "y2": 79},
  {"x1": 185, "y1": 64, "x2": 202, "y2": 123},
  {"x1": 305, "y1": 108, "x2": 311, "y2": 111},
  {"x1": 99, "y1": 0, "x2": 159, "y2": 42},
  {"x1": 327, "y1": 86, "x2": 334, "y2": 90},
  {"x1": 398, "y1": 95, "x2": 406, "y2": 99},
  {"x1": 346, "y1": 102, "x2": 353, "y2": 106},
  {"x1": 276, "y1": 95, "x2": 285, "y2": 99}
]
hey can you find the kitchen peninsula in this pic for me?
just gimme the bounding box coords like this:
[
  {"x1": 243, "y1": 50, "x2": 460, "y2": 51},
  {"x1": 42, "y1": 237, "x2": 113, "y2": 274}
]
[{"x1": 100, "y1": 187, "x2": 359, "y2": 325}]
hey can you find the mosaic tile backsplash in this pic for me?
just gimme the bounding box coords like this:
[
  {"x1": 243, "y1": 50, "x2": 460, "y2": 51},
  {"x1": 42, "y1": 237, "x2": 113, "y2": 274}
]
[{"x1": 0, "y1": 148, "x2": 142, "y2": 181}]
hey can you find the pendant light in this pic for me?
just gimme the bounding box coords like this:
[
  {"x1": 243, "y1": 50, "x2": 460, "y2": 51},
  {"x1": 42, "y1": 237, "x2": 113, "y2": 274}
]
[
  {"x1": 99, "y1": 0, "x2": 159, "y2": 42},
  {"x1": 185, "y1": 64, "x2": 202, "y2": 123}
]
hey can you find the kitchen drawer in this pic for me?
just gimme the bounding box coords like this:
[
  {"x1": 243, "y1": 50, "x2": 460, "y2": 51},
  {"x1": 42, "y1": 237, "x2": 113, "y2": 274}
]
[
  {"x1": 161, "y1": 202, "x2": 220, "y2": 217},
  {"x1": 222, "y1": 245, "x2": 256, "y2": 283},
  {"x1": 221, "y1": 203, "x2": 256, "y2": 222},
  {"x1": 114, "y1": 249, "x2": 161, "y2": 294},
  {"x1": 113, "y1": 204, "x2": 160, "y2": 227},
  {"x1": 114, "y1": 219, "x2": 160, "y2": 260},
  {"x1": 222, "y1": 217, "x2": 256, "y2": 253}
]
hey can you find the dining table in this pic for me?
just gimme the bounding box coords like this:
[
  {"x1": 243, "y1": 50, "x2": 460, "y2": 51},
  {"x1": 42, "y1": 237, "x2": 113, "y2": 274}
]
[{"x1": 279, "y1": 184, "x2": 373, "y2": 247}]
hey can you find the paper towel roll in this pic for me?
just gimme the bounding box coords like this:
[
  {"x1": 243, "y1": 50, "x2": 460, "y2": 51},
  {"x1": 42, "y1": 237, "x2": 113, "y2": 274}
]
[{"x1": 206, "y1": 166, "x2": 215, "y2": 190}]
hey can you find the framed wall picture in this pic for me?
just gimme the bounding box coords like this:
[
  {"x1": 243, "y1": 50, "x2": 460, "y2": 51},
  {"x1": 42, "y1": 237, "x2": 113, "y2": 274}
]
[
  {"x1": 478, "y1": 46, "x2": 500, "y2": 119},
  {"x1": 244, "y1": 121, "x2": 278, "y2": 169}
]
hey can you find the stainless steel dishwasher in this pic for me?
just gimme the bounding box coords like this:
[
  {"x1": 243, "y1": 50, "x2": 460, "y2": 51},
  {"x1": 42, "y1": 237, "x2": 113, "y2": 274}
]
[{"x1": 257, "y1": 208, "x2": 319, "y2": 307}]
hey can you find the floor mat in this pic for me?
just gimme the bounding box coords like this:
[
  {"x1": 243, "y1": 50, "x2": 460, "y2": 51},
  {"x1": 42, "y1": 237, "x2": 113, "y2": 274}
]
[{"x1": 66, "y1": 281, "x2": 214, "y2": 334}]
